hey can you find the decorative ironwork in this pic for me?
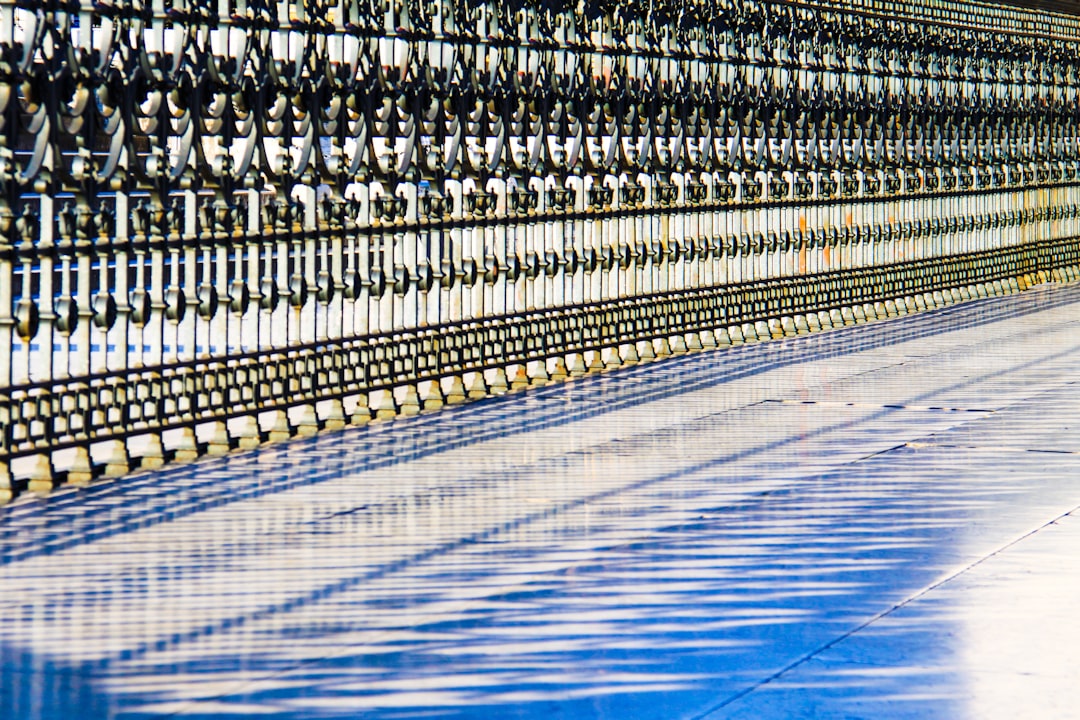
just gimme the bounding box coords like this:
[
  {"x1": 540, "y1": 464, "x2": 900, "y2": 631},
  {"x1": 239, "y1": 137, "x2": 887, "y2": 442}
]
[{"x1": 3, "y1": 0, "x2": 1080, "y2": 500}]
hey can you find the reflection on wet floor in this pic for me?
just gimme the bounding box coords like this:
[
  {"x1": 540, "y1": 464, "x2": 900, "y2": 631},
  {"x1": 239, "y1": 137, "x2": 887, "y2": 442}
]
[{"x1": 3, "y1": 285, "x2": 1080, "y2": 719}]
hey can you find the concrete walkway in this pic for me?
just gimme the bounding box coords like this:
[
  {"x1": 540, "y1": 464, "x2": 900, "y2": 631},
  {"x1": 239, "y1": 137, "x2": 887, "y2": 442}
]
[{"x1": 4, "y1": 282, "x2": 1080, "y2": 719}]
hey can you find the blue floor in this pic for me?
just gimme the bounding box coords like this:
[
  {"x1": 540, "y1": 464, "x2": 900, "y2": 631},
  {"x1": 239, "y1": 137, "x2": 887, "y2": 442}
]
[{"x1": 4, "y1": 285, "x2": 1080, "y2": 719}]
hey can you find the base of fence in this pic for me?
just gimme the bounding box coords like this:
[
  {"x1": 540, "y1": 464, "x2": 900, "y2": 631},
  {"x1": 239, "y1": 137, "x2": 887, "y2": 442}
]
[{"x1": 3, "y1": 248, "x2": 1079, "y2": 504}]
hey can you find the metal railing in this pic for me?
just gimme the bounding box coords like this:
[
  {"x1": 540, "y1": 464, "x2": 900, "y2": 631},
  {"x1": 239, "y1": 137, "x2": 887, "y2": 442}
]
[{"x1": 3, "y1": 0, "x2": 1080, "y2": 501}]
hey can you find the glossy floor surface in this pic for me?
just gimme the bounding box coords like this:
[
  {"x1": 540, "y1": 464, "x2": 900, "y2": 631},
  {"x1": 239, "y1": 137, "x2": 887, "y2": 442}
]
[{"x1": 5, "y1": 285, "x2": 1080, "y2": 719}]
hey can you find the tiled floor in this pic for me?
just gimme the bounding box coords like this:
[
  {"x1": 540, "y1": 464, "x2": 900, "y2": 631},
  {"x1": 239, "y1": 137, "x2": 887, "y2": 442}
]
[{"x1": 4, "y1": 284, "x2": 1080, "y2": 719}]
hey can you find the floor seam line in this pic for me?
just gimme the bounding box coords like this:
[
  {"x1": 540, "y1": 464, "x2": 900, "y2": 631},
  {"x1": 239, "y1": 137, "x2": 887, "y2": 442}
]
[{"x1": 690, "y1": 500, "x2": 1080, "y2": 720}]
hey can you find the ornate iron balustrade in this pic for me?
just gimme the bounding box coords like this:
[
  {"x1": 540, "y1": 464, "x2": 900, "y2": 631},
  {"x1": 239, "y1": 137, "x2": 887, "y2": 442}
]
[{"x1": 3, "y1": 0, "x2": 1080, "y2": 501}]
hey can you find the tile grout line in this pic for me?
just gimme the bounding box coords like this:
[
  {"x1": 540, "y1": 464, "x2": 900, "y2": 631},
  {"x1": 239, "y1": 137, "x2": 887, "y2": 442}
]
[
  {"x1": 72, "y1": 336, "x2": 1080, "y2": 677},
  {"x1": 691, "y1": 500, "x2": 1080, "y2": 720}
]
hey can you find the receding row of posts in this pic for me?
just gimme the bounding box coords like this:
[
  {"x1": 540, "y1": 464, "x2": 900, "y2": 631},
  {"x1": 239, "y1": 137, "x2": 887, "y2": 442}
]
[{"x1": 3, "y1": 0, "x2": 1080, "y2": 500}]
